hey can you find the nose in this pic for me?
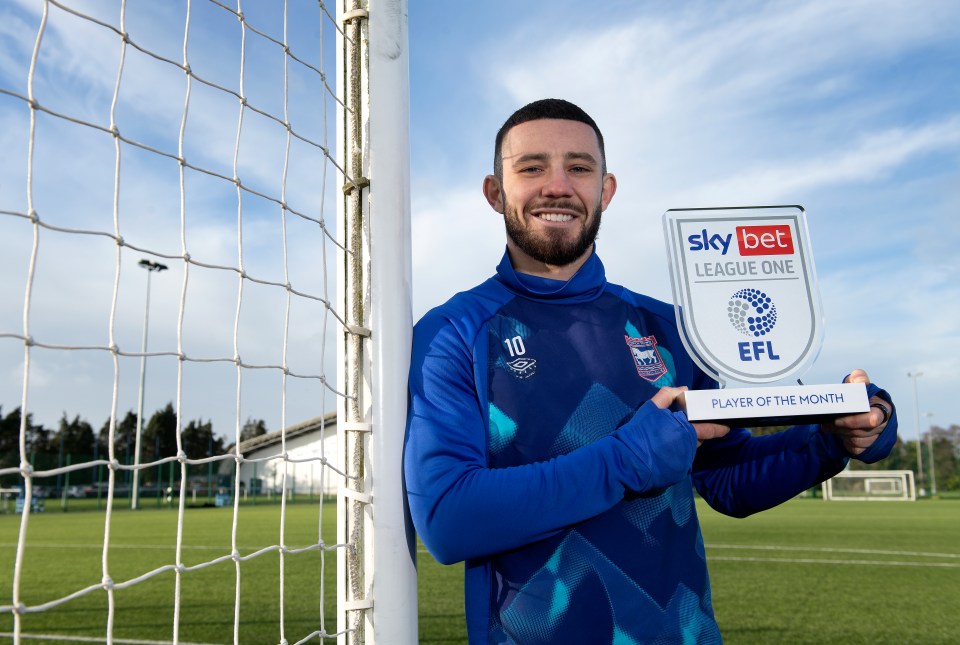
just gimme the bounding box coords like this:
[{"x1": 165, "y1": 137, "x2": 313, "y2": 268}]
[{"x1": 541, "y1": 168, "x2": 574, "y2": 197}]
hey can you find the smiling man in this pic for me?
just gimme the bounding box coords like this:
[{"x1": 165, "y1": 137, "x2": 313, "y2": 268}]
[
  {"x1": 404, "y1": 98, "x2": 897, "y2": 644},
  {"x1": 484, "y1": 114, "x2": 616, "y2": 277}
]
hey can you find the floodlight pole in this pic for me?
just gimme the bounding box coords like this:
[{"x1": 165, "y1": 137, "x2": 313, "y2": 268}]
[
  {"x1": 132, "y1": 259, "x2": 167, "y2": 510},
  {"x1": 906, "y1": 371, "x2": 924, "y2": 497},
  {"x1": 924, "y1": 412, "x2": 936, "y2": 496}
]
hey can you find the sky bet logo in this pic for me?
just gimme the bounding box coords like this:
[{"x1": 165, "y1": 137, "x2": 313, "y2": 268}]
[{"x1": 687, "y1": 225, "x2": 795, "y2": 256}]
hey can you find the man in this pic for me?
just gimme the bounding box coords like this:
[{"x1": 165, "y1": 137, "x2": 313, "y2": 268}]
[{"x1": 404, "y1": 98, "x2": 896, "y2": 644}]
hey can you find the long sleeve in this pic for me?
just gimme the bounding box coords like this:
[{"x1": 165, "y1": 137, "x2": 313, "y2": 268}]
[
  {"x1": 406, "y1": 253, "x2": 737, "y2": 643},
  {"x1": 404, "y1": 309, "x2": 697, "y2": 565},
  {"x1": 693, "y1": 383, "x2": 898, "y2": 517}
]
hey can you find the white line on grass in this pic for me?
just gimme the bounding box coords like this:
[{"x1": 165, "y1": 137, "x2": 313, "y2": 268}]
[
  {"x1": 414, "y1": 545, "x2": 960, "y2": 569},
  {"x1": 0, "y1": 633, "x2": 220, "y2": 645},
  {"x1": 0, "y1": 543, "x2": 260, "y2": 550},
  {"x1": 707, "y1": 543, "x2": 960, "y2": 559},
  {"x1": 707, "y1": 555, "x2": 960, "y2": 568}
]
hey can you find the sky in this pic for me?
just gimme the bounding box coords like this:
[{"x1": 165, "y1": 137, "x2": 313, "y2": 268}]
[
  {"x1": 404, "y1": 0, "x2": 960, "y2": 441},
  {"x1": 0, "y1": 0, "x2": 958, "y2": 452}
]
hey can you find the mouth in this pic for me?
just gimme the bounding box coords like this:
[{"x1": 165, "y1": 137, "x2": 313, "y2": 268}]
[
  {"x1": 535, "y1": 212, "x2": 576, "y2": 223},
  {"x1": 530, "y1": 203, "x2": 583, "y2": 223}
]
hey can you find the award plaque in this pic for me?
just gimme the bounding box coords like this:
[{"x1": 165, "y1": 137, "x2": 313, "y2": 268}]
[{"x1": 663, "y1": 205, "x2": 868, "y2": 424}]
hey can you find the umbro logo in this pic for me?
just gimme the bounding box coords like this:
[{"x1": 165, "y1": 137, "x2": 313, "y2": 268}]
[
  {"x1": 506, "y1": 357, "x2": 537, "y2": 379},
  {"x1": 502, "y1": 334, "x2": 537, "y2": 379}
]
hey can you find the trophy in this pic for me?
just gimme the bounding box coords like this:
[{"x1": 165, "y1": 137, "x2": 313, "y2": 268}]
[{"x1": 663, "y1": 205, "x2": 868, "y2": 425}]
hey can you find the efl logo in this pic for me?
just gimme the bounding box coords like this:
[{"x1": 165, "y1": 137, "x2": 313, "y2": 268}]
[{"x1": 736, "y1": 225, "x2": 794, "y2": 256}]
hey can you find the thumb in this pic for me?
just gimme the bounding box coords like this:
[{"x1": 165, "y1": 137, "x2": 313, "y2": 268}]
[
  {"x1": 845, "y1": 369, "x2": 870, "y2": 385},
  {"x1": 651, "y1": 386, "x2": 688, "y2": 410}
]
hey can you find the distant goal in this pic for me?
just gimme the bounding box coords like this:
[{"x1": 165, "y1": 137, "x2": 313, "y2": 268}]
[{"x1": 822, "y1": 469, "x2": 916, "y2": 502}]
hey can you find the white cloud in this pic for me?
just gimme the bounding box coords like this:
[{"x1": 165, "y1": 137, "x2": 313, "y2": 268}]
[
  {"x1": 411, "y1": 186, "x2": 505, "y2": 316},
  {"x1": 408, "y1": 0, "x2": 960, "y2": 428},
  {"x1": 4, "y1": 0, "x2": 960, "y2": 436},
  {"x1": 674, "y1": 117, "x2": 960, "y2": 207}
]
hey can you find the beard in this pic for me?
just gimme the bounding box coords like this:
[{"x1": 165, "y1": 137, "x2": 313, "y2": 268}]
[{"x1": 504, "y1": 200, "x2": 602, "y2": 267}]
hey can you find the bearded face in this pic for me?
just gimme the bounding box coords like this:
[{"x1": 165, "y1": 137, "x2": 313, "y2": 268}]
[
  {"x1": 484, "y1": 119, "x2": 617, "y2": 277},
  {"x1": 502, "y1": 199, "x2": 602, "y2": 267}
]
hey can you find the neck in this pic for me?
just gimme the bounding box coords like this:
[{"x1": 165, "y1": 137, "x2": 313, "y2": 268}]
[{"x1": 506, "y1": 241, "x2": 592, "y2": 281}]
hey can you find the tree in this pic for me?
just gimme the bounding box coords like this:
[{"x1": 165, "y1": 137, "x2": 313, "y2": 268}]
[
  {"x1": 144, "y1": 403, "x2": 178, "y2": 461},
  {"x1": 1, "y1": 406, "x2": 23, "y2": 475},
  {"x1": 1, "y1": 406, "x2": 51, "y2": 460},
  {"x1": 53, "y1": 413, "x2": 95, "y2": 456},
  {"x1": 98, "y1": 411, "x2": 140, "y2": 462},
  {"x1": 182, "y1": 419, "x2": 225, "y2": 479},
  {"x1": 928, "y1": 425, "x2": 959, "y2": 492},
  {"x1": 240, "y1": 417, "x2": 269, "y2": 443}
]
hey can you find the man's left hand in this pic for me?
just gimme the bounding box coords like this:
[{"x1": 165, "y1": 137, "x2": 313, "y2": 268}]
[{"x1": 820, "y1": 369, "x2": 893, "y2": 456}]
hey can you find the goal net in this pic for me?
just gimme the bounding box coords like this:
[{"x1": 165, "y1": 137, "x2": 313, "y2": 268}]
[
  {"x1": 822, "y1": 469, "x2": 916, "y2": 502},
  {"x1": 0, "y1": 1, "x2": 413, "y2": 644}
]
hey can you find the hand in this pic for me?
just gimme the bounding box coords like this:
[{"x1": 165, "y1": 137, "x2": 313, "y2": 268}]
[
  {"x1": 651, "y1": 385, "x2": 730, "y2": 447},
  {"x1": 820, "y1": 369, "x2": 893, "y2": 456}
]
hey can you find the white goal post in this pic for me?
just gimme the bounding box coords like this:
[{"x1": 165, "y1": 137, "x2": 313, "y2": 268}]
[
  {"x1": 335, "y1": 1, "x2": 417, "y2": 644},
  {"x1": 822, "y1": 470, "x2": 916, "y2": 502}
]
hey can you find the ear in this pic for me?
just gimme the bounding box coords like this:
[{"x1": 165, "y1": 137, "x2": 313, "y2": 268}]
[
  {"x1": 483, "y1": 175, "x2": 504, "y2": 213},
  {"x1": 599, "y1": 173, "x2": 617, "y2": 211}
]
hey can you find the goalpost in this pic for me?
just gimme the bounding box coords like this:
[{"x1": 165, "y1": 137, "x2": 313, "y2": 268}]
[
  {"x1": 336, "y1": 1, "x2": 416, "y2": 644},
  {"x1": 822, "y1": 469, "x2": 916, "y2": 502},
  {"x1": 0, "y1": 1, "x2": 414, "y2": 644}
]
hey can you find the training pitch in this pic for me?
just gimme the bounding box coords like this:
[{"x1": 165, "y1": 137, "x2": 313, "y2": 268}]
[{"x1": 2, "y1": 497, "x2": 958, "y2": 644}]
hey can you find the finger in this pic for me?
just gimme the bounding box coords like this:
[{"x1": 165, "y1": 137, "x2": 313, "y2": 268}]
[
  {"x1": 832, "y1": 406, "x2": 890, "y2": 433},
  {"x1": 694, "y1": 422, "x2": 730, "y2": 442},
  {"x1": 830, "y1": 410, "x2": 879, "y2": 431},
  {"x1": 871, "y1": 406, "x2": 888, "y2": 428},
  {"x1": 841, "y1": 434, "x2": 878, "y2": 455}
]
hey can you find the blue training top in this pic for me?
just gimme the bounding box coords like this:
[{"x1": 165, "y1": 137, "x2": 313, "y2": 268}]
[{"x1": 404, "y1": 249, "x2": 896, "y2": 644}]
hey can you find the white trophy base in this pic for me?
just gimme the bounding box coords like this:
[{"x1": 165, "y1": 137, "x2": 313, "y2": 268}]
[{"x1": 683, "y1": 382, "x2": 869, "y2": 424}]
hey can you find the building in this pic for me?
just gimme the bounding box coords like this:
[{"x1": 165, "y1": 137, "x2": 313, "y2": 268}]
[{"x1": 222, "y1": 412, "x2": 339, "y2": 499}]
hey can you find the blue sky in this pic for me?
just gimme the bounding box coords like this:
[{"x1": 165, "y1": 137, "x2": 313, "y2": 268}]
[
  {"x1": 0, "y1": 0, "x2": 958, "y2": 447},
  {"x1": 405, "y1": 0, "x2": 960, "y2": 440}
]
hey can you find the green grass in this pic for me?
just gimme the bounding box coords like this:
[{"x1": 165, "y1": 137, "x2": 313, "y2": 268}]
[
  {"x1": 416, "y1": 498, "x2": 960, "y2": 645},
  {"x1": 699, "y1": 498, "x2": 960, "y2": 644},
  {"x1": 1, "y1": 504, "x2": 337, "y2": 644},
  {"x1": 3, "y1": 498, "x2": 959, "y2": 644}
]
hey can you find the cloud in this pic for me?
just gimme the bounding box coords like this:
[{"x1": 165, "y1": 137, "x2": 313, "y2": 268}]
[
  {"x1": 675, "y1": 117, "x2": 960, "y2": 206},
  {"x1": 407, "y1": 0, "x2": 960, "y2": 428},
  {"x1": 411, "y1": 186, "x2": 505, "y2": 316},
  {"x1": 0, "y1": 1, "x2": 339, "y2": 438},
  {"x1": 4, "y1": 0, "x2": 960, "y2": 437}
]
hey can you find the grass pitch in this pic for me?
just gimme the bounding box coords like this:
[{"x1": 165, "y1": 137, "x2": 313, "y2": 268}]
[
  {"x1": 416, "y1": 498, "x2": 960, "y2": 645},
  {"x1": 2, "y1": 498, "x2": 958, "y2": 644},
  {"x1": 1, "y1": 503, "x2": 336, "y2": 644}
]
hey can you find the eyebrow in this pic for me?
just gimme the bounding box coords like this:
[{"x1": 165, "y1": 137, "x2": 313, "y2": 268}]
[{"x1": 511, "y1": 151, "x2": 599, "y2": 166}]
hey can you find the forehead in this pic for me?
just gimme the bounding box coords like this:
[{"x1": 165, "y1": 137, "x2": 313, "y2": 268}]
[{"x1": 500, "y1": 119, "x2": 602, "y2": 162}]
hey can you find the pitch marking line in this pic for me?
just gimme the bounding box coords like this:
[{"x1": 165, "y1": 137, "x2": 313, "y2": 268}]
[
  {"x1": 0, "y1": 634, "x2": 219, "y2": 645},
  {"x1": 708, "y1": 543, "x2": 960, "y2": 559},
  {"x1": 708, "y1": 556, "x2": 960, "y2": 568},
  {"x1": 706, "y1": 543, "x2": 960, "y2": 568},
  {"x1": 7, "y1": 544, "x2": 959, "y2": 569},
  {"x1": 0, "y1": 543, "x2": 326, "y2": 551},
  {"x1": 412, "y1": 544, "x2": 960, "y2": 569}
]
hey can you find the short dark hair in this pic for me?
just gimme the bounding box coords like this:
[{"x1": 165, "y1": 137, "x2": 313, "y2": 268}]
[{"x1": 493, "y1": 98, "x2": 606, "y2": 178}]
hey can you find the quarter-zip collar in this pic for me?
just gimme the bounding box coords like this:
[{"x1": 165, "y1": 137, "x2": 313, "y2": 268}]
[{"x1": 494, "y1": 245, "x2": 607, "y2": 304}]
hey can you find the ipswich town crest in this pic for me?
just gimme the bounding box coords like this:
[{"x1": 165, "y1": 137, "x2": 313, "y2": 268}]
[{"x1": 625, "y1": 335, "x2": 667, "y2": 382}]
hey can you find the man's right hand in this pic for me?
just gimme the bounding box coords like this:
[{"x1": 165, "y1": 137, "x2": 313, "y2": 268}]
[{"x1": 651, "y1": 386, "x2": 731, "y2": 447}]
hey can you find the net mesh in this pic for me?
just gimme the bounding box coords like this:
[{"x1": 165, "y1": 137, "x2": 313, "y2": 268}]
[{"x1": 0, "y1": 1, "x2": 359, "y2": 642}]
